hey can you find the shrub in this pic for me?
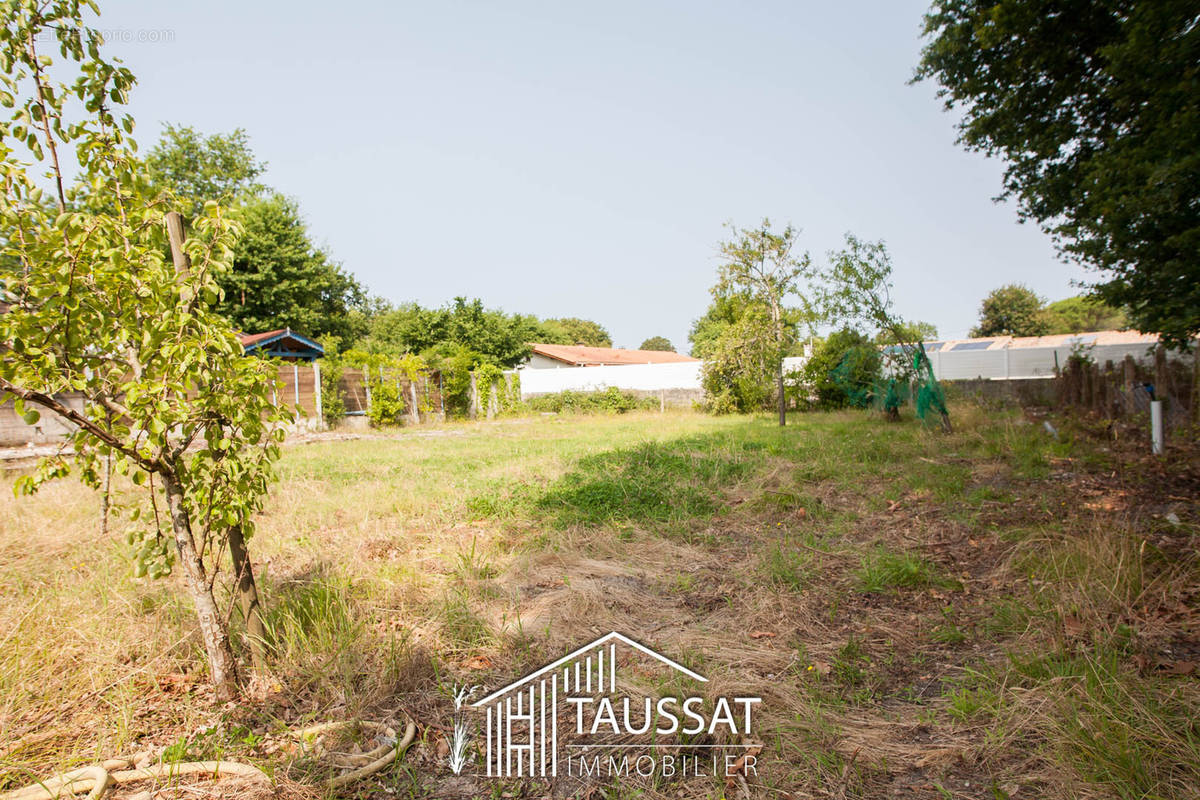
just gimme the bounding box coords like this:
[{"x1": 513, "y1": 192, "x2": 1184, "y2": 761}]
[
  {"x1": 526, "y1": 387, "x2": 657, "y2": 415},
  {"x1": 802, "y1": 328, "x2": 881, "y2": 410}
]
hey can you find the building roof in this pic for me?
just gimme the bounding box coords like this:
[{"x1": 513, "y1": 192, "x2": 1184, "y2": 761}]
[
  {"x1": 238, "y1": 328, "x2": 324, "y2": 361},
  {"x1": 920, "y1": 329, "x2": 1157, "y2": 353},
  {"x1": 529, "y1": 343, "x2": 699, "y2": 366}
]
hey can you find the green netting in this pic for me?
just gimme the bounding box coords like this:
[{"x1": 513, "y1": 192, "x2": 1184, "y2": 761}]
[
  {"x1": 912, "y1": 343, "x2": 949, "y2": 424},
  {"x1": 831, "y1": 342, "x2": 948, "y2": 426}
]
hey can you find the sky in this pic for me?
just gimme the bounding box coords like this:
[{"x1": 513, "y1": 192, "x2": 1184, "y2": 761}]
[{"x1": 95, "y1": 0, "x2": 1090, "y2": 352}]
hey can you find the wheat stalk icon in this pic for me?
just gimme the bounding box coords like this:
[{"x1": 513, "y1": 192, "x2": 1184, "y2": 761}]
[{"x1": 448, "y1": 684, "x2": 479, "y2": 774}]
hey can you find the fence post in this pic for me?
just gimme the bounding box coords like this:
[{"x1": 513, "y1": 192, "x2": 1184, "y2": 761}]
[
  {"x1": 487, "y1": 381, "x2": 498, "y2": 420},
  {"x1": 469, "y1": 372, "x2": 479, "y2": 420},
  {"x1": 292, "y1": 363, "x2": 300, "y2": 407},
  {"x1": 313, "y1": 361, "x2": 322, "y2": 427},
  {"x1": 1154, "y1": 344, "x2": 1167, "y2": 398},
  {"x1": 409, "y1": 379, "x2": 420, "y2": 425},
  {"x1": 1151, "y1": 400, "x2": 1164, "y2": 455},
  {"x1": 1192, "y1": 340, "x2": 1199, "y2": 427},
  {"x1": 364, "y1": 369, "x2": 372, "y2": 415}
]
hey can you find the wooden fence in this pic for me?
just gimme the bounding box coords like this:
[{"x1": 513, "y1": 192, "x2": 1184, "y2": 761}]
[
  {"x1": 334, "y1": 365, "x2": 445, "y2": 422},
  {"x1": 1055, "y1": 346, "x2": 1197, "y2": 431},
  {"x1": 0, "y1": 362, "x2": 448, "y2": 446}
]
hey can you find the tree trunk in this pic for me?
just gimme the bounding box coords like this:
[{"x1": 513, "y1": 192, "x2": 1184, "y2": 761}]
[
  {"x1": 772, "y1": 303, "x2": 786, "y2": 427},
  {"x1": 160, "y1": 470, "x2": 240, "y2": 701},
  {"x1": 228, "y1": 524, "x2": 267, "y2": 669},
  {"x1": 776, "y1": 359, "x2": 786, "y2": 427}
]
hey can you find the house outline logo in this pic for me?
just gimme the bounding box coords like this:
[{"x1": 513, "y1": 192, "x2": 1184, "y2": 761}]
[{"x1": 471, "y1": 631, "x2": 729, "y2": 778}]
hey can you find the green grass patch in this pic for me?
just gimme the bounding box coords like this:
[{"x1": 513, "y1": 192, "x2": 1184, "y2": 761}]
[{"x1": 855, "y1": 547, "x2": 954, "y2": 593}]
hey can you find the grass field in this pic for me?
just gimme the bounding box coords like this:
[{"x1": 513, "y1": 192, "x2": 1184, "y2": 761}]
[{"x1": 1, "y1": 405, "x2": 1198, "y2": 799}]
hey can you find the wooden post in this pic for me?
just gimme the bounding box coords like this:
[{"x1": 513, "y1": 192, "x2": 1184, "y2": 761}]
[
  {"x1": 313, "y1": 361, "x2": 323, "y2": 426},
  {"x1": 364, "y1": 369, "x2": 372, "y2": 414},
  {"x1": 1154, "y1": 344, "x2": 1167, "y2": 397},
  {"x1": 1191, "y1": 340, "x2": 1199, "y2": 427},
  {"x1": 409, "y1": 378, "x2": 420, "y2": 425},
  {"x1": 469, "y1": 372, "x2": 479, "y2": 420},
  {"x1": 1102, "y1": 360, "x2": 1114, "y2": 418},
  {"x1": 660, "y1": 388, "x2": 665, "y2": 413},
  {"x1": 165, "y1": 211, "x2": 191, "y2": 288},
  {"x1": 1082, "y1": 360, "x2": 1094, "y2": 409}
]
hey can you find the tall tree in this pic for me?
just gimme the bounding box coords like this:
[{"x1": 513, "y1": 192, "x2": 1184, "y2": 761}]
[
  {"x1": 714, "y1": 220, "x2": 814, "y2": 426},
  {"x1": 147, "y1": 124, "x2": 265, "y2": 217},
  {"x1": 971, "y1": 284, "x2": 1048, "y2": 337},
  {"x1": 147, "y1": 127, "x2": 372, "y2": 344},
  {"x1": 639, "y1": 336, "x2": 675, "y2": 352},
  {"x1": 224, "y1": 193, "x2": 369, "y2": 342},
  {"x1": 915, "y1": 1, "x2": 1200, "y2": 349}
]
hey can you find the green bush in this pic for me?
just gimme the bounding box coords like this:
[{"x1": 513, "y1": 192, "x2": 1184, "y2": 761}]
[
  {"x1": 526, "y1": 387, "x2": 657, "y2": 415},
  {"x1": 802, "y1": 328, "x2": 881, "y2": 410},
  {"x1": 319, "y1": 361, "x2": 345, "y2": 427},
  {"x1": 699, "y1": 308, "x2": 778, "y2": 413}
]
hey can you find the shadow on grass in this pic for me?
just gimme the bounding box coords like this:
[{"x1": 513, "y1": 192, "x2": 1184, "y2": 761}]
[{"x1": 463, "y1": 426, "x2": 790, "y2": 532}]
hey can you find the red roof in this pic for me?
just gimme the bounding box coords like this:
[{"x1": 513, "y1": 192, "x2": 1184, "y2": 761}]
[
  {"x1": 530, "y1": 343, "x2": 698, "y2": 366},
  {"x1": 238, "y1": 329, "x2": 288, "y2": 347}
]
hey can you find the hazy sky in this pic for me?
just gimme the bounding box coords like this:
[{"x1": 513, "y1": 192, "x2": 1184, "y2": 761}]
[{"x1": 97, "y1": 0, "x2": 1089, "y2": 351}]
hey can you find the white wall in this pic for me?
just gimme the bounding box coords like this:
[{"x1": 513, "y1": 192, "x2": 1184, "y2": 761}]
[
  {"x1": 927, "y1": 341, "x2": 1170, "y2": 381},
  {"x1": 518, "y1": 356, "x2": 812, "y2": 398},
  {"x1": 518, "y1": 361, "x2": 704, "y2": 397}
]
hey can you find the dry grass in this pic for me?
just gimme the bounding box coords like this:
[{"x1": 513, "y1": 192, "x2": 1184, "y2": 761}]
[{"x1": 1, "y1": 406, "x2": 1197, "y2": 799}]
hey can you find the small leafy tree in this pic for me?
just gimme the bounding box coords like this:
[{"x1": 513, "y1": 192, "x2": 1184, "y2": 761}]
[
  {"x1": 821, "y1": 235, "x2": 951, "y2": 430},
  {"x1": 971, "y1": 284, "x2": 1048, "y2": 337},
  {"x1": 802, "y1": 329, "x2": 881, "y2": 410},
  {"x1": 638, "y1": 336, "x2": 674, "y2": 352},
  {"x1": 700, "y1": 308, "x2": 778, "y2": 414},
  {"x1": 539, "y1": 317, "x2": 612, "y2": 347},
  {"x1": 714, "y1": 220, "x2": 815, "y2": 426},
  {"x1": 0, "y1": 1, "x2": 288, "y2": 699}
]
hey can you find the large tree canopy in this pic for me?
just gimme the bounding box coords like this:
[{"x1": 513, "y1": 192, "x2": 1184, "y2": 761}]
[
  {"x1": 224, "y1": 194, "x2": 369, "y2": 343},
  {"x1": 915, "y1": 1, "x2": 1199, "y2": 348},
  {"x1": 971, "y1": 283, "x2": 1048, "y2": 337},
  {"x1": 367, "y1": 297, "x2": 542, "y2": 367},
  {"x1": 147, "y1": 124, "x2": 265, "y2": 218},
  {"x1": 539, "y1": 317, "x2": 612, "y2": 347},
  {"x1": 1042, "y1": 295, "x2": 1127, "y2": 333},
  {"x1": 147, "y1": 126, "x2": 369, "y2": 343}
]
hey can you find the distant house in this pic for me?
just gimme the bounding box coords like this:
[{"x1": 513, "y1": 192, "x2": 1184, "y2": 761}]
[
  {"x1": 238, "y1": 328, "x2": 324, "y2": 362},
  {"x1": 524, "y1": 343, "x2": 699, "y2": 369}
]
